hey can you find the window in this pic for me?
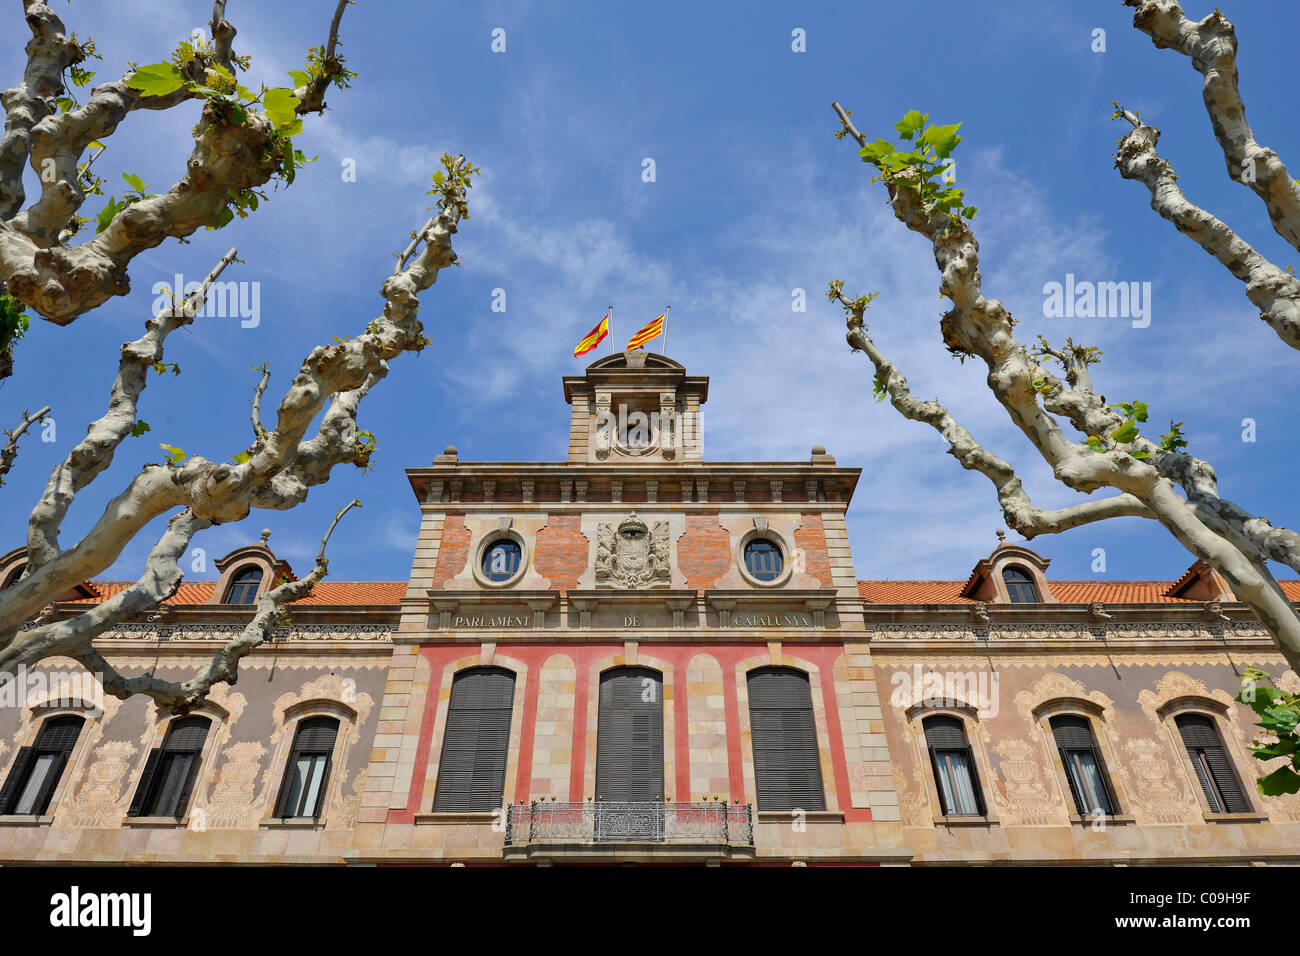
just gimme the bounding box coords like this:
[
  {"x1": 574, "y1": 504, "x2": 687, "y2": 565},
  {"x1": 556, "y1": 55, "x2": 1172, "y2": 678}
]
[
  {"x1": 1002, "y1": 565, "x2": 1040, "y2": 603},
  {"x1": 481, "y1": 540, "x2": 521, "y2": 583},
  {"x1": 433, "y1": 668, "x2": 515, "y2": 812},
  {"x1": 222, "y1": 566, "x2": 263, "y2": 604},
  {"x1": 924, "y1": 715, "x2": 986, "y2": 817},
  {"x1": 274, "y1": 716, "x2": 340, "y2": 819},
  {"x1": 0, "y1": 714, "x2": 84, "y2": 816},
  {"x1": 747, "y1": 668, "x2": 825, "y2": 811},
  {"x1": 744, "y1": 539, "x2": 783, "y2": 582},
  {"x1": 595, "y1": 667, "x2": 664, "y2": 802},
  {"x1": 1050, "y1": 715, "x2": 1115, "y2": 816},
  {"x1": 1175, "y1": 713, "x2": 1251, "y2": 814},
  {"x1": 129, "y1": 716, "x2": 210, "y2": 818},
  {"x1": 0, "y1": 564, "x2": 23, "y2": 590}
]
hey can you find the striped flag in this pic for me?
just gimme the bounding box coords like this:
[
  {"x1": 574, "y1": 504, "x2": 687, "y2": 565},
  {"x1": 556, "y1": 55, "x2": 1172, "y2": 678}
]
[
  {"x1": 626, "y1": 313, "x2": 665, "y2": 351},
  {"x1": 574, "y1": 311, "x2": 610, "y2": 357}
]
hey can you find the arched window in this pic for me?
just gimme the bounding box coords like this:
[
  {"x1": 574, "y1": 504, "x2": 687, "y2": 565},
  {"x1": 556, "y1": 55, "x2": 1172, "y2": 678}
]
[
  {"x1": 1002, "y1": 565, "x2": 1040, "y2": 603},
  {"x1": 1175, "y1": 713, "x2": 1250, "y2": 813},
  {"x1": 923, "y1": 715, "x2": 986, "y2": 817},
  {"x1": 222, "y1": 566, "x2": 263, "y2": 605},
  {"x1": 129, "y1": 715, "x2": 210, "y2": 819},
  {"x1": 743, "y1": 539, "x2": 783, "y2": 582},
  {"x1": 0, "y1": 564, "x2": 24, "y2": 590},
  {"x1": 274, "y1": 716, "x2": 340, "y2": 819},
  {"x1": 747, "y1": 667, "x2": 825, "y2": 811},
  {"x1": 1050, "y1": 715, "x2": 1115, "y2": 816},
  {"x1": 0, "y1": 714, "x2": 84, "y2": 816},
  {"x1": 481, "y1": 539, "x2": 521, "y2": 583},
  {"x1": 433, "y1": 668, "x2": 515, "y2": 812},
  {"x1": 595, "y1": 667, "x2": 664, "y2": 803}
]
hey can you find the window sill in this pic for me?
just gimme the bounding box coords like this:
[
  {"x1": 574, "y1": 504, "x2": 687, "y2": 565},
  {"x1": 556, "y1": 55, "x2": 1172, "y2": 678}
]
[
  {"x1": 124, "y1": 816, "x2": 187, "y2": 828},
  {"x1": 1203, "y1": 812, "x2": 1268, "y2": 824},
  {"x1": 756, "y1": 810, "x2": 844, "y2": 824},
  {"x1": 935, "y1": 815, "x2": 997, "y2": 827},
  {"x1": 414, "y1": 811, "x2": 501, "y2": 825},
  {"x1": 1069, "y1": 814, "x2": 1136, "y2": 826},
  {"x1": 0, "y1": 814, "x2": 53, "y2": 827},
  {"x1": 259, "y1": 817, "x2": 325, "y2": 830}
]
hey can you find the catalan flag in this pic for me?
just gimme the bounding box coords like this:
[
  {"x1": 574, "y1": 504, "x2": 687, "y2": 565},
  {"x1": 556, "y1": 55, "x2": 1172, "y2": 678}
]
[
  {"x1": 626, "y1": 313, "x2": 665, "y2": 351},
  {"x1": 574, "y1": 311, "x2": 610, "y2": 357}
]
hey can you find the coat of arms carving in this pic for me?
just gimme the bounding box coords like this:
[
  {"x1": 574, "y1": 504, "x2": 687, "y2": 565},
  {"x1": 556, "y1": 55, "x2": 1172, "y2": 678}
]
[{"x1": 595, "y1": 512, "x2": 671, "y2": 588}]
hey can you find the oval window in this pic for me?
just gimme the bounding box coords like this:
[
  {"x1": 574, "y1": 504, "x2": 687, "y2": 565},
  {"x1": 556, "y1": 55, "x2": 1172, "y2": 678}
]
[
  {"x1": 744, "y1": 539, "x2": 783, "y2": 582},
  {"x1": 482, "y1": 539, "x2": 522, "y2": 582}
]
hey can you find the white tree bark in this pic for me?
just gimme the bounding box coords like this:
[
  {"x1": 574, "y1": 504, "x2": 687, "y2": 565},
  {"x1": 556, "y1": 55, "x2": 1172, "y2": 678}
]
[{"x1": 831, "y1": 89, "x2": 1300, "y2": 673}]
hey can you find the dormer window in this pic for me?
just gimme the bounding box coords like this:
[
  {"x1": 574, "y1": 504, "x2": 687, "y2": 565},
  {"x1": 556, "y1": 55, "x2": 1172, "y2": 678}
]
[
  {"x1": 223, "y1": 566, "x2": 263, "y2": 605},
  {"x1": 1002, "y1": 565, "x2": 1040, "y2": 603}
]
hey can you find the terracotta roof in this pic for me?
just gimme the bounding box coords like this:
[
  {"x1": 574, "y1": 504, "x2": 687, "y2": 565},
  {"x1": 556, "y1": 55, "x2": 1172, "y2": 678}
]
[
  {"x1": 69, "y1": 581, "x2": 406, "y2": 606},
  {"x1": 858, "y1": 579, "x2": 1300, "y2": 605}
]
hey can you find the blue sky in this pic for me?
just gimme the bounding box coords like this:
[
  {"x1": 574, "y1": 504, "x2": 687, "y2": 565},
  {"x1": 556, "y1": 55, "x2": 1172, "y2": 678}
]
[{"x1": 2, "y1": 0, "x2": 1298, "y2": 586}]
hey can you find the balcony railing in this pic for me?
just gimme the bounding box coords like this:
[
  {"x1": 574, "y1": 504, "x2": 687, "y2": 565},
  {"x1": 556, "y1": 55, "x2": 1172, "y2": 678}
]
[{"x1": 505, "y1": 801, "x2": 754, "y2": 848}]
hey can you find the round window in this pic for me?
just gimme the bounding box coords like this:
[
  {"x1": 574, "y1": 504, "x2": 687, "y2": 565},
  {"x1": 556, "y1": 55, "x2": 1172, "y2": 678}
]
[
  {"x1": 744, "y1": 539, "x2": 783, "y2": 582},
  {"x1": 481, "y1": 539, "x2": 522, "y2": 582}
]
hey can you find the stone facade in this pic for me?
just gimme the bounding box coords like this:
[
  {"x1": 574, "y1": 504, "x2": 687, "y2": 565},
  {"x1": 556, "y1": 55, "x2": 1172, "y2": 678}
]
[{"x1": 0, "y1": 351, "x2": 1297, "y2": 865}]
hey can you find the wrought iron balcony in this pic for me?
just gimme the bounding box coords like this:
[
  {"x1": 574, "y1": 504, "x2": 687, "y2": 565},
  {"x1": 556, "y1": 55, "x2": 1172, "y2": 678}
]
[{"x1": 505, "y1": 801, "x2": 754, "y2": 853}]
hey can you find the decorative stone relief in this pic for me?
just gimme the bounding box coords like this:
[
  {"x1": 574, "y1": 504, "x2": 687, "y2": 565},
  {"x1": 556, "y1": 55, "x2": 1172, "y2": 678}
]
[
  {"x1": 594, "y1": 513, "x2": 671, "y2": 589},
  {"x1": 58, "y1": 740, "x2": 139, "y2": 828},
  {"x1": 1123, "y1": 738, "x2": 1199, "y2": 824},
  {"x1": 205, "y1": 741, "x2": 269, "y2": 828},
  {"x1": 989, "y1": 738, "x2": 1061, "y2": 826}
]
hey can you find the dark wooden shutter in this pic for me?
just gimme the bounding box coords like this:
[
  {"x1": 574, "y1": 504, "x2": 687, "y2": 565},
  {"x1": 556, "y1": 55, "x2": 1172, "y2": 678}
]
[
  {"x1": 748, "y1": 668, "x2": 825, "y2": 811},
  {"x1": 275, "y1": 716, "x2": 340, "y2": 818},
  {"x1": 433, "y1": 668, "x2": 515, "y2": 812},
  {"x1": 595, "y1": 668, "x2": 664, "y2": 802},
  {"x1": 1051, "y1": 715, "x2": 1093, "y2": 815},
  {"x1": 128, "y1": 750, "x2": 163, "y2": 817},
  {"x1": 169, "y1": 717, "x2": 210, "y2": 818},
  {"x1": 1177, "y1": 714, "x2": 1250, "y2": 813},
  {"x1": 0, "y1": 748, "x2": 34, "y2": 815},
  {"x1": 923, "y1": 715, "x2": 986, "y2": 815}
]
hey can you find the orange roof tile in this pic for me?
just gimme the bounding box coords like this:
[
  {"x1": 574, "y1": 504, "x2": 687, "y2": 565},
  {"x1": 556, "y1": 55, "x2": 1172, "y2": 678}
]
[
  {"x1": 69, "y1": 581, "x2": 406, "y2": 606},
  {"x1": 858, "y1": 579, "x2": 1300, "y2": 605}
]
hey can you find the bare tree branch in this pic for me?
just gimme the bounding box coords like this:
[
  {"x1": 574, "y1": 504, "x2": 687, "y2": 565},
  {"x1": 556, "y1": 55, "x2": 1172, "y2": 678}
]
[
  {"x1": 1114, "y1": 109, "x2": 1300, "y2": 350},
  {"x1": 0, "y1": 403, "x2": 49, "y2": 485},
  {"x1": 1126, "y1": 0, "x2": 1300, "y2": 252}
]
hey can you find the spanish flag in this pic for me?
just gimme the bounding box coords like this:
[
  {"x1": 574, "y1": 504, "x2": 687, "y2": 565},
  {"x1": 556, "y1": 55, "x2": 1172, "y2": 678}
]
[
  {"x1": 627, "y1": 313, "x2": 665, "y2": 351},
  {"x1": 574, "y1": 311, "x2": 610, "y2": 357}
]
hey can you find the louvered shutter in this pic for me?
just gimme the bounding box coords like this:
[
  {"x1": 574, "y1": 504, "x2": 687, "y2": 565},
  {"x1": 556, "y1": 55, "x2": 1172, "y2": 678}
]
[
  {"x1": 170, "y1": 718, "x2": 210, "y2": 818},
  {"x1": 433, "y1": 668, "x2": 515, "y2": 812},
  {"x1": 748, "y1": 668, "x2": 825, "y2": 811},
  {"x1": 595, "y1": 668, "x2": 663, "y2": 802},
  {"x1": 1177, "y1": 714, "x2": 1250, "y2": 813},
  {"x1": 923, "y1": 715, "x2": 986, "y2": 816},
  {"x1": 0, "y1": 748, "x2": 34, "y2": 815},
  {"x1": 128, "y1": 750, "x2": 163, "y2": 817},
  {"x1": 275, "y1": 717, "x2": 340, "y2": 817},
  {"x1": 1051, "y1": 716, "x2": 1092, "y2": 815}
]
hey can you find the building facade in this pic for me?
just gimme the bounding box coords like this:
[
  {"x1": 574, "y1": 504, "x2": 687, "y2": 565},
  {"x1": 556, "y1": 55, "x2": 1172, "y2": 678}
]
[{"x1": 0, "y1": 351, "x2": 1297, "y2": 864}]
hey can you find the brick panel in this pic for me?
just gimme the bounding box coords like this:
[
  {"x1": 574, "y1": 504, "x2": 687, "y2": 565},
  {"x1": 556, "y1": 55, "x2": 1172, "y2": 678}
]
[
  {"x1": 795, "y1": 512, "x2": 833, "y2": 587},
  {"x1": 430, "y1": 513, "x2": 471, "y2": 588},
  {"x1": 534, "y1": 514, "x2": 588, "y2": 589},
  {"x1": 678, "y1": 513, "x2": 731, "y2": 590}
]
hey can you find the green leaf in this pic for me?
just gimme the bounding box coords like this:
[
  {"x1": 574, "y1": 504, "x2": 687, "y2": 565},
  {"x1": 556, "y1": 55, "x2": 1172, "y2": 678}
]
[
  {"x1": 56, "y1": 96, "x2": 77, "y2": 114},
  {"x1": 95, "y1": 195, "x2": 121, "y2": 234},
  {"x1": 1111, "y1": 421, "x2": 1139, "y2": 444},
  {"x1": 1256, "y1": 764, "x2": 1300, "y2": 796},
  {"x1": 961, "y1": 206, "x2": 978, "y2": 219},
  {"x1": 122, "y1": 171, "x2": 146, "y2": 194},
  {"x1": 262, "y1": 87, "x2": 300, "y2": 131},
  {"x1": 287, "y1": 69, "x2": 312, "y2": 87},
  {"x1": 230, "y1": 450, "x2": 253, "y2": 464},
  {"x1": 129, "y1": 420, "x2": 151, "y2": 438},
  {"x1": 894, "y1": 109, "x2": 926, "y2": 141},
  {"x1": 126, "y1": 62, "x2": 185, "y2": 98},
  {"x1": 924, "y1": 122, "x2": 963, "y2": 159},
  {"x1": 858, "y1": 138, "x2": 894, "y2": 165},
  {"x1": 159, "y1": 443, "x2": 186, "y2": 465}
]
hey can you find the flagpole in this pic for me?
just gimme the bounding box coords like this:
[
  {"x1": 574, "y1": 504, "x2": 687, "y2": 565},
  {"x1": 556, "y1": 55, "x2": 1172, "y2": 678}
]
[
  {"x1": 661, "y1": 306, "x2": 671, "y2": 355},
  {"x1": 609, "y1": 305, "x2": 615, "y2": 355}
]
